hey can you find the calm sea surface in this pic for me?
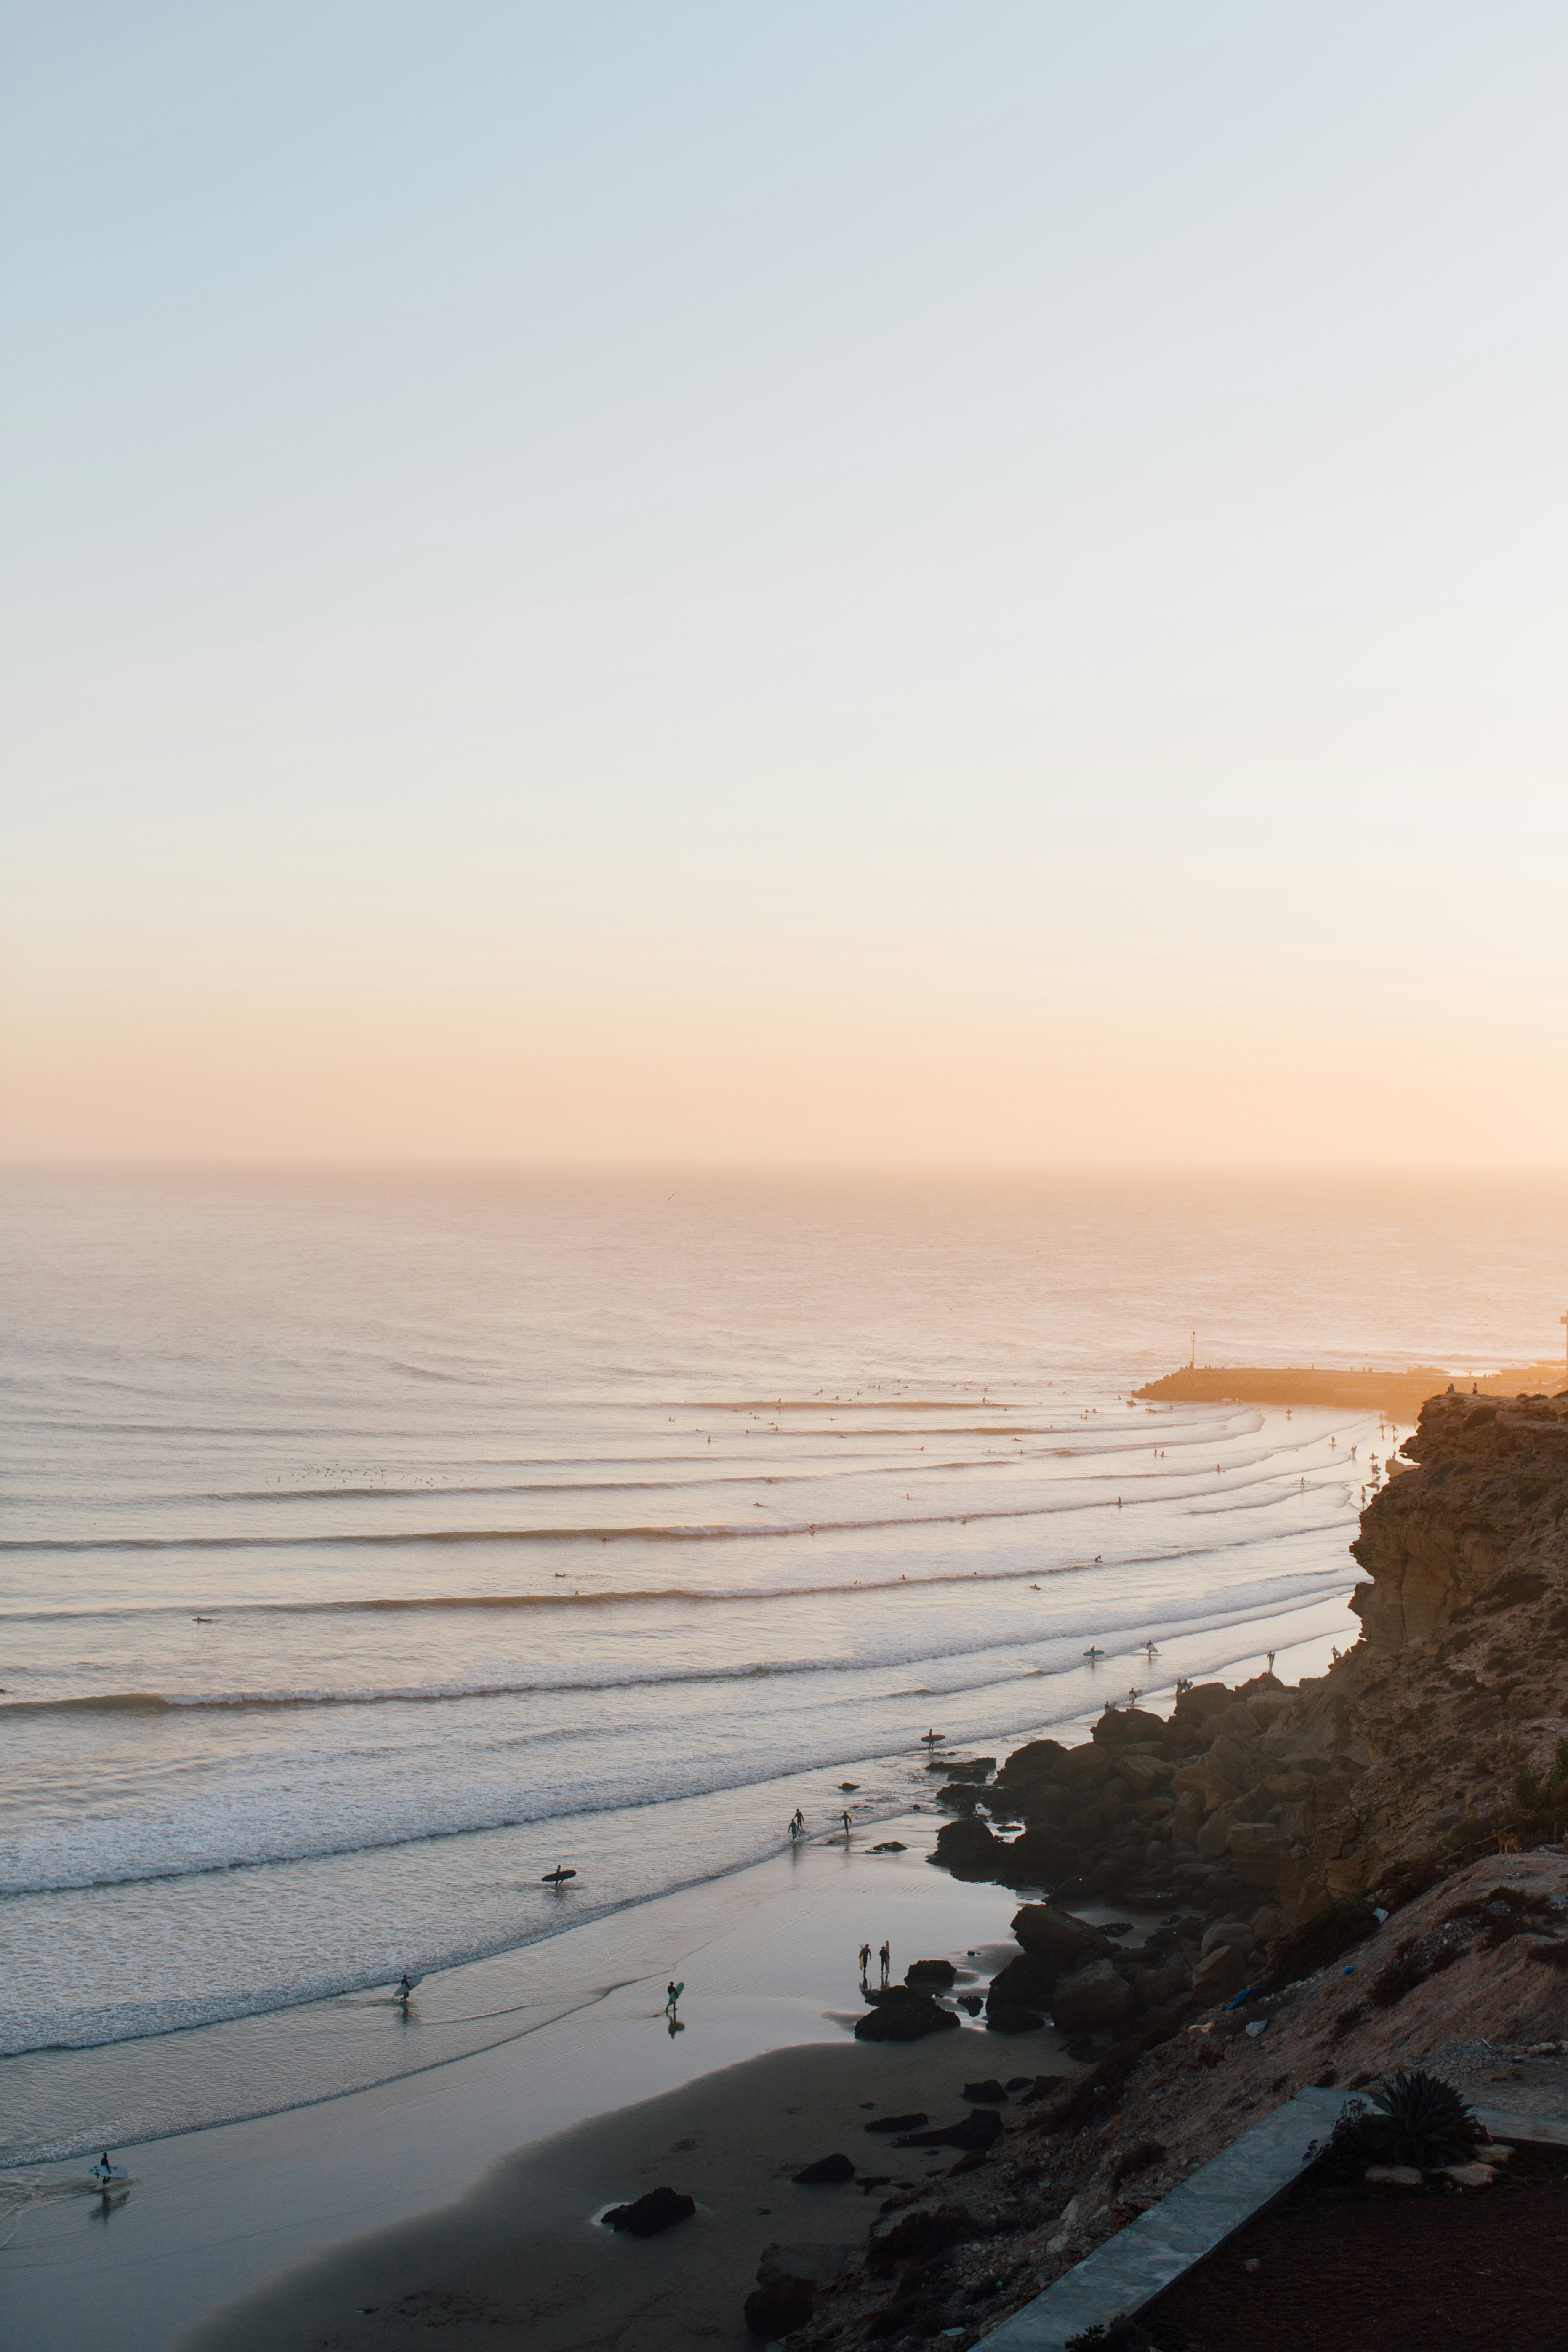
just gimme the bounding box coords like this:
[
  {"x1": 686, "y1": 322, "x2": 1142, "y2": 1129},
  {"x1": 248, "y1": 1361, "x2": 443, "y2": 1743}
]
[{"x1": 3, "y1": 1166, "x2": 1563, "y2": 2152}]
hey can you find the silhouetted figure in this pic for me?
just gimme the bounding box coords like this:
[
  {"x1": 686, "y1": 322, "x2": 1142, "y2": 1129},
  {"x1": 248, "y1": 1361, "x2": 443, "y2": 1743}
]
[{"x1": 879, "y1": 1941, "x2": 890, "y2": 1984}]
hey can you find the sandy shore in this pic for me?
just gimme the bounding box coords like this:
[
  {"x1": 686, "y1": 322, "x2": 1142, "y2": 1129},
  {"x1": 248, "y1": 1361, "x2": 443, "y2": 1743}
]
[{"x1": 178, "y1": 2029, "x2": 1060, "y2": 2352}]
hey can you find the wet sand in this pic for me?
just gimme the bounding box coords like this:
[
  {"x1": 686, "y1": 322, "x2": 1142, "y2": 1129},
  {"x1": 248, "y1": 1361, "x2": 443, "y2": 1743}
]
[{"x1": 177, "y1": 2029, "x2": 1054, "y2": 2352}]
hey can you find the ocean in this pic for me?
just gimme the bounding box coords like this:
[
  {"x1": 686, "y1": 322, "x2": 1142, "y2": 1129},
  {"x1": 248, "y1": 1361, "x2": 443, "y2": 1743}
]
[{"x1": 3, "y1": 1164, "x2": 1563, "y2": 2161}]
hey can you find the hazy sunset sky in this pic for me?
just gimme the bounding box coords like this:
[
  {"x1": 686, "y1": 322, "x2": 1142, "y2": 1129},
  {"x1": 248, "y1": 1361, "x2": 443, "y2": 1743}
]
[{"x1": 5, "y1": 2, "x2": 1566, "y2": 1163}]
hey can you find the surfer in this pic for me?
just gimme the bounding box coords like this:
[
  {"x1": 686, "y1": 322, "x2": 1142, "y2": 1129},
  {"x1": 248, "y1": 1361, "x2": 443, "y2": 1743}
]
[
  {"x1": 665, "y1": 1979, "x2": 683, "y2": 2018},
  {"x1": 840, "y1": 1810, "x2": 852, "y2": 1836},
  {"x1": 858, "y1": 1941, "x2": 871, "y2": 1980},
  {"x1": 790, "y1": 1807, "x2": 804, "y2": 1839},
  {"x1": 396, "y1": 1972, "x2": 415, "y2": 2004},
  {"x1": 879, "y1": 1940, "x2": 890, "y2": 1984}
]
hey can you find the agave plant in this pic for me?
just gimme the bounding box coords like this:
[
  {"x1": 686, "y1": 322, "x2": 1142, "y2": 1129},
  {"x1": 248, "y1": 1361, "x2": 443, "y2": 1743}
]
[{"x1": 1358, "y1": 2069, "x2": 1480, "y2": 2167}]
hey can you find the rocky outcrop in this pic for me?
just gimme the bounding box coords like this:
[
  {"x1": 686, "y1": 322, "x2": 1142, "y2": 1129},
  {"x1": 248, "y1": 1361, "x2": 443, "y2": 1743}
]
[
  {"x1": 1350, "y1": 1389, "x2": 1568, "y2": 1647},
  {"x1": 853, "y1": 1988, "x2": 960, "y2": 2042},
  {"x1": 930, "y1": 1389, "x2": 1568, "y2": 1956}
]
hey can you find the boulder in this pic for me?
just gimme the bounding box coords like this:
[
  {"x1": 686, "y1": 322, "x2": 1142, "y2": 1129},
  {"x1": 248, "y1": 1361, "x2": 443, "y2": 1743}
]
[
  {"x1": 905, "y1": 1958, "x2": 958, "y2": 1987},
  {"x1": 744, "y1": 2277, "x2": 815, "y2": 2339},
  {"x1": 998, "y1": 1738, "x2": 1068, "y2": 1784},
  {"x1": 1172, "y1": 1682, "x2": 1232, "y2": 1727},
  {"x1": 1195, "y1": 1802, "x2": 1238, "y2": 1859},
  {"x1": 602, "y1": 2186, "x2": 696, "y2": 2237},
  {"x1": 1116, "y1": 1753, "x2": 1175, "y2": 1795},
  {"x1": 855, "y1": 1993, "x2": 958, "y2": 2043},
  {"x1": 934, "y1": 1818, "x2": 1004, "y2": 1880},
  {"x1": 1092, "y1": 1706, "x2": 1169, "y2": 1746},
  {"x1": 985, "y1": 1952, "x2": 1056, "y2": 2011},
  {"x1": 1207, "y1": 1733, "x2": 1265, "y2": 1793},
  {"x1": 961, "y1": 2078, "x2": 1008, "y2": 2103},
  {"x1": 941, "y1": 1757, "x2": 997, "y2": 1783},
  {"x1": 1052, "y1": 1957, "x2": 1133, "y2": 2030},
  {"x1": 1227, "y1": 1821, "x2": 1284, "y2": 1862},
  {"x1": 1190, "y1": 1940, "x2": 1252, "y2": 2007},
  {"x1": 986, "y1": 2002, "x2": 1045, "y2": 2035},
  {"x1": 864, "y1": 2111, "x2": 928, "y2": 2134},
  {"x1": 791, "y1": 2152, "x2": 854, "y2": 2184},
  {"x1": 1011, "y1": 1902, "x2": 1115, "y2": 1969},
  {"x1": 1200, "y1": 1919, "x2": 1257, "y2": 1956},
  {"x1": 869, "y1": 1841, "x2": 907, "y2": 1853},
  {"x1": 1171, "y1": 1789, "x2": 1206, "y2": 1843},
  {"x1": 866, "y1": 2203, "x2": 981, "y2": 2271}
]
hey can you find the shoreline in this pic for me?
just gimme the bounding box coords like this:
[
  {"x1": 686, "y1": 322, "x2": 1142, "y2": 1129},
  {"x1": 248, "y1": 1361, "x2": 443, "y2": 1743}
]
[
  {"x1": 2, "y1": 1597, "x2": 1354, "y2": 2352},
  {"x1": 3, "y1": 1582, "x2": 1361, "y2": 2171}
]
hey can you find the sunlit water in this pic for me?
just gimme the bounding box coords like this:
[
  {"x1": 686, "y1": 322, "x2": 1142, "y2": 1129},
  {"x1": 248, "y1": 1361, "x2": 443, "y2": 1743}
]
[{"x1": 3, "y1": 1166, "x2": 1561, "y2": 2149}]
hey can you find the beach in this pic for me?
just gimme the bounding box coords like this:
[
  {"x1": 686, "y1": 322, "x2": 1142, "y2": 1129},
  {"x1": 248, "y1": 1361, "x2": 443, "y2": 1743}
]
[
  {"x1": 5, "y1": 1818, "x2": 1056, "y2": 2352},
  {"x1": 3, "y1": 1598, "x2": 1325, "y2": 2352}
]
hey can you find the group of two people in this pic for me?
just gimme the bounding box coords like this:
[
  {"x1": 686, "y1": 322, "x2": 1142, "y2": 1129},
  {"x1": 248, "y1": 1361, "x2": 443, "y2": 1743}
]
[
  {"x1": 788, "y1": 1806, "x2": 856, "y2": 1842},
  {"x1": 857, "y1": 1939, "x2": 891, "y2": 1985}
]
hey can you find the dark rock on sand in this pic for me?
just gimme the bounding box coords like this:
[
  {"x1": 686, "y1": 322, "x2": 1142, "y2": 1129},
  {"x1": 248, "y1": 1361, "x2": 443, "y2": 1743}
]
[
  {"x1": 957, "y1": 1992, "x2": 984, "y2": 2015},
  {"x1": 855, "y1": 1991, "x2": 959, "y2": 2043},
  {"x1": 864, "y1": 2112, "x2": 928, "y2": 2134},
  {"x1": 941, "y1": 1756, "x2": 996, "y2": 1783},
  {"x1": 985, "y1": 1951, "x2": 1056, "y2": 2013},
  {"x1": 744, "y1": 2276, "x2": 815, "y2": 2339},
  {"x1": 932, "y1": 1817, "x2": 1004, "y2": 1880},
  {"x1": 961, "y1": 2078, "x2": 1008, "y2": 2104},
  {"x1": 904, "y1": 1958, "x2": 957, "y2": 1987},
  {"x1": 869, "y1": 1840, "x2": 907, "y2": 1852},
  {"x1": 601, "y1": 2185, "x2": 695, "y2": 2237},
  {"x1": 791, "y1": 2152, "x2": 855, "y2": 2184},
  {"x1": 1011, "y1": 1902, "x2": 1117, "y2": 1971},
  {"x1": 986, "y1": 2000, "x2": 1045, "y2": 2035},
  {"x1": 894, "y1": 2108, "x2": 1003, "y2": 2151}
]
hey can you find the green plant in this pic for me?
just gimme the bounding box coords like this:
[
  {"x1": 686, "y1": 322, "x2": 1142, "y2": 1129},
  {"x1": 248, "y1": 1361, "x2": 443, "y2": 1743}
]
[{"x1": 1359, "y1": 2069, "x2": 1480, "y2": 2167}]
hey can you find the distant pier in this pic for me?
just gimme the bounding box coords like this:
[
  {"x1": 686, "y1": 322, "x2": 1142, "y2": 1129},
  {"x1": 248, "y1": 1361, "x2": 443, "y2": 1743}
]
[{"x1": 1135, "y1": 1359, "x2": 1566, "y2": 1419}]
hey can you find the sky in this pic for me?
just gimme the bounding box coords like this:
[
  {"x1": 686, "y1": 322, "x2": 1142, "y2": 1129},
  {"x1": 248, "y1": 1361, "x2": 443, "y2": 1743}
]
[{"x1": 3, "y1": 0, "x2": 1566, "y2": 1164}]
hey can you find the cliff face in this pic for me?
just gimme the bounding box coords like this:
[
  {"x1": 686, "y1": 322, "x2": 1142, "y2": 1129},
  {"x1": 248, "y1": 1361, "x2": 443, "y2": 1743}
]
[
  {"x1": 1350, "y1": 1389, "x2": 1568, "y2": 1646},
  {"x1": 936, "y1": 1388, "x2": 1568, "y2": 1955}
]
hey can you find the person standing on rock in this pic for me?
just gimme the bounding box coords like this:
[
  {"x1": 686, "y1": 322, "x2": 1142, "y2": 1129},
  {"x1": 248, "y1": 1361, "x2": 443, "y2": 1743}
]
[{"x1": 879, "y1": 1940, "x2": 890, "y2": 1984}]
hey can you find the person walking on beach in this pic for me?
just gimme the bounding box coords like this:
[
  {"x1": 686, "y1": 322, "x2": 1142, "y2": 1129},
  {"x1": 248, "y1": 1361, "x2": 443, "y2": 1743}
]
[
  {"x1": 879, "y1": 1940, "x2": 890, "y2": 1985},
  {"x1": 858, "y1": 1941, "x2": 871, "y2": 1982},
  {"x1": 665, "y1": 1979, "x2": 683, "y2": 2019},
  {"x1": 790, "y1": 1807, "x2": 804, "y2": 1838},
  {"x1": 840, "y1": 1809, "x2": 852, "y2": 1837}
]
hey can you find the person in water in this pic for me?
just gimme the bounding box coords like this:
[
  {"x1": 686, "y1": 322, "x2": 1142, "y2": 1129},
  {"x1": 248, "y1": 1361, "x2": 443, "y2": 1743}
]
[{"x1": 840, "y1": 1810, "x2": 852, "y2": 1835}]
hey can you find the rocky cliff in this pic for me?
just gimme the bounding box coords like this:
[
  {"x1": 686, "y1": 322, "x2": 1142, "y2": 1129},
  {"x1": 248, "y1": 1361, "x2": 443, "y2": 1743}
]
[{"x1": 934, "y1": 1386, "x2": 1568, "y2": 2004}]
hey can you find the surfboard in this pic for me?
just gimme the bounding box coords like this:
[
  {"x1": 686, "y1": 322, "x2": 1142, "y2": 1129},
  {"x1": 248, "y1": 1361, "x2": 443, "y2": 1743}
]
[
  {"x1": 541, "y1": 1867, "x2": 577, "y2": 1884},
  {"x1": 90, "y1": 2163, "x2": 128, "y2": 2185}
]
